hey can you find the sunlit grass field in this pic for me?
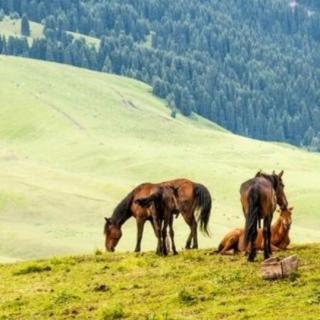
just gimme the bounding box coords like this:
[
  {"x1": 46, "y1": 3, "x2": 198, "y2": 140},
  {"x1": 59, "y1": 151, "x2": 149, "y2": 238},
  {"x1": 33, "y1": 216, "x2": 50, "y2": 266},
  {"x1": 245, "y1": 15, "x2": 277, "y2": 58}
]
[
  {"x1": 0, "y1": 55, "x2": 320, "y2": 262},
  {"x1": 0, "y1": 245, "x2": 319, "y2": 319}
]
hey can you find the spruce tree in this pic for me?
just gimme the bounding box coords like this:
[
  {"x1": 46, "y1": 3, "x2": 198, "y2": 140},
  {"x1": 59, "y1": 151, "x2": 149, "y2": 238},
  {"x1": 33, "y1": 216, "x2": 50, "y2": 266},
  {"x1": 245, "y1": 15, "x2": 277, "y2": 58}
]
[{"x1": 21, "y1": 14, "x2": 30, "y2": 37}]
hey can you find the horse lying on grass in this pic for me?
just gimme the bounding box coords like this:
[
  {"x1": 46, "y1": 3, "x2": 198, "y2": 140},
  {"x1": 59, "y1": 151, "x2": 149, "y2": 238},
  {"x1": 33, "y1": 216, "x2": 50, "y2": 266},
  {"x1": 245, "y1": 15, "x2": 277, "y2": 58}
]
[
  {"x1": 216, "y1": 207, "x2": 293, "y2": 255},
  {"x1": 104, "y1": 178, "x2": 212, "y2": 253}
]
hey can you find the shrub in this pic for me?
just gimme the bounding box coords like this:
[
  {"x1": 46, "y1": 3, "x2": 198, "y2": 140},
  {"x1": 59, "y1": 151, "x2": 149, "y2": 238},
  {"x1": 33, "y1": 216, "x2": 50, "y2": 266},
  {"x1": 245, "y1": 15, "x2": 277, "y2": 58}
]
[
  {"x1": 178, "y1": 288, "x2": 197, "y2": 305},
  {"x1": 100, "y1": 304, "x2": 125, "y2": 319},
  {"x1": 53, "y1": 291, "x2": 80, "y2": 304},
  {"x1": 13, "y1": 264, "x2": 51, "y2": 275}
]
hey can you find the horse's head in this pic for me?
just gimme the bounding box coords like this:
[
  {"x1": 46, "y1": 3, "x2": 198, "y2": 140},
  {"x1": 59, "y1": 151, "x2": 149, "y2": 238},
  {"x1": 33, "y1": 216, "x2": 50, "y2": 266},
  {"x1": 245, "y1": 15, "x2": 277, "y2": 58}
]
[
  {"x1": 273, "y1": 170, "x2": 288, "y2": 210},
  {"x1": 104, "y1": 217, "x2": 122, "y2": 252},
  {"x1": 279, "y1": 206, "x2": 293, "y2": 230}
]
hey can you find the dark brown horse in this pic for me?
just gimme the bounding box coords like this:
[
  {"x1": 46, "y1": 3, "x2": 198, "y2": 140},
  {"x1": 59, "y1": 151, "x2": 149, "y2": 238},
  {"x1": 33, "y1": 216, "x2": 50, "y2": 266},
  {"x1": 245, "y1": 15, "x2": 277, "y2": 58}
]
[
  {"x1": 216, "y1": 207, "x2": 293, "y2": 255},
  {"x1": 135, "y1": 186, "x2": 179, "y2": 255},
  {"x1": 104, "y1": 178, "x2": 212, "y2": 252},
  {"x1": 240, "y1": 170, "x2": 288, "y2": 261}
]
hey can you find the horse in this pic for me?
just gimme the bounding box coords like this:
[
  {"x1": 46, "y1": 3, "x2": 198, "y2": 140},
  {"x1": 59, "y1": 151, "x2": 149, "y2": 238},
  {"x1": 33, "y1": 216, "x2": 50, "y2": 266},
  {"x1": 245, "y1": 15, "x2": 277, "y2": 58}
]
[
  {"x1": 240, "y1": 170, "x2": 288, "y2": 261},
  {"x1": 135, "y1": 186, "x2": 179, "y2": 255},
  {"x1": 216, "y1": 207, "x2": 293, "y2": 255},
  {"x1": 104, "y1": 178, "x2": 212, "y2": 252}
]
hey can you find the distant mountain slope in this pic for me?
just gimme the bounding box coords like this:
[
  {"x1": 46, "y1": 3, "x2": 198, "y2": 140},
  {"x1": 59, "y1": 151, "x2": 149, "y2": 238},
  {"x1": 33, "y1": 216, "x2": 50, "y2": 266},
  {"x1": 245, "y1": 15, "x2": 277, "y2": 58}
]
[
  {"x1": 1, "y1": 0, "x2": 320, "y2": 150},
  {"x1": 0, "y1": 56, "x2": 320, "y2": 262}
]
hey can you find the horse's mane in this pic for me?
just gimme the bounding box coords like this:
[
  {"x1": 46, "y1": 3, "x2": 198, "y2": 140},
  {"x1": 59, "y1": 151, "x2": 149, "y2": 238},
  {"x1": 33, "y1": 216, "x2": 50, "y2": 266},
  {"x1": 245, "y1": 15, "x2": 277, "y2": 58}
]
[
  {"x1": 107, "y1": 183, "x2": 152, "y2": 229},
  {"x1": 255, "y1": 171, "x2": 278, "y2": 190},
  {"x1": 109, "y1": 189, "x2": 135, "y2": 227}
]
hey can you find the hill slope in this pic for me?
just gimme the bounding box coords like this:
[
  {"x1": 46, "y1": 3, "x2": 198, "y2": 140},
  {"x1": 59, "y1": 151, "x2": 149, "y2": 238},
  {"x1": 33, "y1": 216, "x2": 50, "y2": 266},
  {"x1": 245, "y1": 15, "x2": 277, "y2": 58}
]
[
  {"x1": 2, "y1": 1, "x2": 320, "y2": 149},
  {"x1": 0, "y1": 16, "x2": 100, "y2": 47},
  {"x1": 0, "y1": 245, "x2": 319, "y2": 319},
  {"x1": 0, "y1": 56, "x2": 320, "y2": 262}
]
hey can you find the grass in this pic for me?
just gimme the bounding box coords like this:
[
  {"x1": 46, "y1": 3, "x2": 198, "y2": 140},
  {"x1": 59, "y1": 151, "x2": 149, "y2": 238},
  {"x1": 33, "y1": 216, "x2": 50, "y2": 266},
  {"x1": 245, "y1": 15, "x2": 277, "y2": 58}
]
[
  {"x1": 0, "y1": 55, "x2": 320, "y2": 262},
  {"x1": 0, "y1": 16, "x2": 100, "y2": 47},
  {"x1": 0, "y1": 244, "x2": 319, "y2": 319}
]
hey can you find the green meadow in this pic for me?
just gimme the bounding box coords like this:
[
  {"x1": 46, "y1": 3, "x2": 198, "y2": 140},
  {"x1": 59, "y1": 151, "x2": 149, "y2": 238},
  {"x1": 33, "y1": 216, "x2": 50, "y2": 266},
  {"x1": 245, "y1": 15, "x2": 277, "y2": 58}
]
[
  {"x1": 0, "y1": 55, "x2": 320, "y2": 262},
  {"x1": 0, "y1": 16, "x2": 100, "y2": 47},
  {"x1": 0, "y1": 245, "x2": 319, "y2": 319}
]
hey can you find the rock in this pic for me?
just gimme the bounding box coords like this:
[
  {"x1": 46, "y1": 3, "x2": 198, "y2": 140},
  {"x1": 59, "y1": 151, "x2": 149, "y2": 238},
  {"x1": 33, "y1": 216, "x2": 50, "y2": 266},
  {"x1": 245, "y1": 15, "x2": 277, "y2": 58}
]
[{"x1": 261, "y1": 255, "x2": 299, "y2": 280}]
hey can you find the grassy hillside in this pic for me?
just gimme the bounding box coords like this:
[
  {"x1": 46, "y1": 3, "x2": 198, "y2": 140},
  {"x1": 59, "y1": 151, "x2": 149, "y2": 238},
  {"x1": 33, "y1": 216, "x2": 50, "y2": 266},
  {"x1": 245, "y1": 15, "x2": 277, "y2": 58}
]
[
  {"x1": 0, "y1": 55, "x2": 320, "y2": 262},
  {"x1": 0, "y1": 245, "x2": 319, "y2": 319},
  {"x1": 0, "y1": 16, "x2": 100, "y2": 46}
]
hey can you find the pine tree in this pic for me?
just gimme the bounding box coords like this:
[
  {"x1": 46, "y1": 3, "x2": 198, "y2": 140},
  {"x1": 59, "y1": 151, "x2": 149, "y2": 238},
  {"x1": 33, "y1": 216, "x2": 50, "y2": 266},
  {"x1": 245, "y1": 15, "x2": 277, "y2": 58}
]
[{"x1": 21, "y1": 14, "x2": 30, "y2": 37}]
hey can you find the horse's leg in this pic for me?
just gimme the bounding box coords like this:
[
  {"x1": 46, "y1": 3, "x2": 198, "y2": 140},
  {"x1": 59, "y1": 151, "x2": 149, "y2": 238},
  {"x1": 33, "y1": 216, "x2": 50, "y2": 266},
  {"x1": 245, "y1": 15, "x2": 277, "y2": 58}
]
[
  {"x1": 152, "y1": 215, "x2": 162, "y2": 255},
  {"x1": 263, "y1": 218, "x2": 269, "y2": 259},
  {"x1": 169, "y1": 216, "x2": 178, "y2": 255},
  {"x1": 271, "y1": 244, "x2": 280, "y2": 251},
  {"x1": 161, "y1": 218, "x2": 169, "y2": 256},
  {"x1": 267, "y1": 214, "x2": 273, "y2": 257},
  {"x1": 181, "y1": 213, "x2": 193, "y2": 249},
  {"x1": 134, "y1": 219, "x2": 145, "y2": 252},
  {"x1": 191, "y1": 217, "x2": 198, "y2": 249},
  {"x1": 220, "y1": 237, "x2": 238, "y2": 255}
]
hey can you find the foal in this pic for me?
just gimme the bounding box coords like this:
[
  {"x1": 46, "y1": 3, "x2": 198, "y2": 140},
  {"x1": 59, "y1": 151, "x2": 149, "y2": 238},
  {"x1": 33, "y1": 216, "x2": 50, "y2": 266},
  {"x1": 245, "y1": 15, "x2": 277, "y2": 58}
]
[
  {"x1": 135, "y1": 186, "x2": 179, "y2": 255},
  {"x1": 217, "y1": 207, "x2": 293, "y2": 255}
]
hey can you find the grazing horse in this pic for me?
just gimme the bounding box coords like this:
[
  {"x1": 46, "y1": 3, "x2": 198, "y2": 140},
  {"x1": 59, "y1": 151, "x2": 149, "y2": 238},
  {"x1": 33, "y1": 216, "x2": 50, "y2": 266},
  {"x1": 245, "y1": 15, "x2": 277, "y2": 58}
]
[
  {"x1": 104, "y1": 178, "x2": 212, "y2": 252},
  {"x1": 135, "y1": 186, "x2": 179, "y2": 255},
  {"x1": 216, "y1": 207, "x2": 293, "y2": 255},
  {"x1": 240, "y1": 170, "x2": 288, "y2": 261}
]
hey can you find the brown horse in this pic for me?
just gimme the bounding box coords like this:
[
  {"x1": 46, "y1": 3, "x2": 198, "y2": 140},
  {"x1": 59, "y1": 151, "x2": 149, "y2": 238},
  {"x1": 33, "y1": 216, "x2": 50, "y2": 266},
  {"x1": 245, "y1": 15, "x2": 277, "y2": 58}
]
[
  {"x1": 216, "y1": 207, "x2": 293, "y2": 255},
  {"x1": 104, "y1": 178, "x2": 212, "y2": 252},
  {"x1": 240, "y1": 170, "x2": 288, "y2": 261},
  {"x1": 135, "y1": 186, "x2": 179, "y2": 255}
]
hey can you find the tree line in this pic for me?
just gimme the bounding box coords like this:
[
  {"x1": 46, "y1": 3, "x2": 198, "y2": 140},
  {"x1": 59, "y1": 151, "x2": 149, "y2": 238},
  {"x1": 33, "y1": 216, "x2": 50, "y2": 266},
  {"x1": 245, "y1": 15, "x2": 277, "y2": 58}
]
[{"x1": 0, "y1": 0, "x2": 320, "y2": 151}]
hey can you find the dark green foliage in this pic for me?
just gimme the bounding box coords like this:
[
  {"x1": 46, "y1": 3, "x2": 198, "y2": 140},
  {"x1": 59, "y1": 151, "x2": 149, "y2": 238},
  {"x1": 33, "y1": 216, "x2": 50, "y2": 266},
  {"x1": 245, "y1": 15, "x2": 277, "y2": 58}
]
[
  {"x1": 13, "y1": 264, "x2": 51, "y2": 275},
  {"x1": 20, "y1": 13, "x2": 30, "y2": 36},
  {"x1": 178, "y1": 288, "x2": 197, "y2": 305},
  {"x1": 101, "y1": 304, "x2": 125, "y2": 319},
  {"x1": 1, "y1": 0, "x2": 320, "y2": 149}
]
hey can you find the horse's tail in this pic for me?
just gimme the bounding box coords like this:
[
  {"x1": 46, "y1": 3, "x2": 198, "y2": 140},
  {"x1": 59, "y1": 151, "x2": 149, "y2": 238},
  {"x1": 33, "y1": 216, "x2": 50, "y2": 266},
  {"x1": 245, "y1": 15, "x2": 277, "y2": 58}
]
[
  {"x1": 244, "y1": 188, "x2": 260, "y2": 246},
  {"x1": 194, "y1": 183, "x2": 212, "y2": 236}
]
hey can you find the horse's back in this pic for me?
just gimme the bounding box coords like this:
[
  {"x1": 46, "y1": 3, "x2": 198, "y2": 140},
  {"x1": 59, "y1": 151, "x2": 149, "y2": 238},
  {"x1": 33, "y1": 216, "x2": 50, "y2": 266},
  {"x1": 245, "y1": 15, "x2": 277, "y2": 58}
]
[
  {"x1": 131, "y1": 183, "x2": 159, "y2": 219},
  {"x1": 240, "y1": 176, "x2": 276, "y2": 217}
]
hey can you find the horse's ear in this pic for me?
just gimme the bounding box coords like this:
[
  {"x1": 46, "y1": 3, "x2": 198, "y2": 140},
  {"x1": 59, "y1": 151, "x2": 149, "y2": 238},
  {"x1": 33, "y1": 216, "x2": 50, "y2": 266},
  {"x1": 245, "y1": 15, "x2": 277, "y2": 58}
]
[
  {"x1": 105, "y1": 217, "x2": 111, "y2": 224},
  {"x1": 289, "y1": 206, "x2": 294, "y2": 211},
  {"x1": 272, "y1": 170, "x2": 276, "y2": 175},
  {"x1": 279, "y1": 170, "x2": 284, "y2": 178}
]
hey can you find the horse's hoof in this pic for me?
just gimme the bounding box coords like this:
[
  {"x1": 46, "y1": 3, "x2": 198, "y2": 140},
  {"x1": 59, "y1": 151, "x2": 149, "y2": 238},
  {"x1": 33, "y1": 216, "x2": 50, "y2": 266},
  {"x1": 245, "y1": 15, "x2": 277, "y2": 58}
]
[{"x1": 173, "y1": 251, "x2": 178, "y2": 255}]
